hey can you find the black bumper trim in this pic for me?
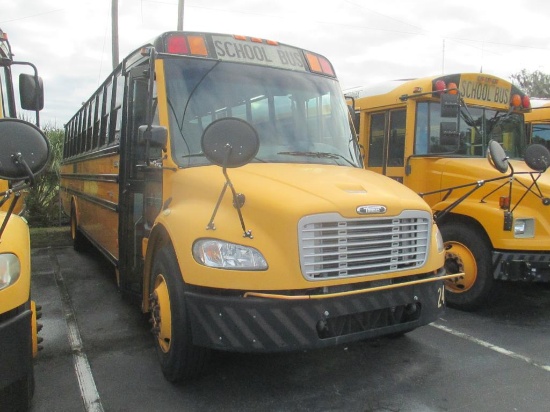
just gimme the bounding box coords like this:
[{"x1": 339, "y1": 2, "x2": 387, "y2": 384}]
[
  {"x1": 0, "y1": 308, "x2": 33, "y2": 388},
  {"x1": 186, "y1": 280, "x2": 444, "y2": 352}
]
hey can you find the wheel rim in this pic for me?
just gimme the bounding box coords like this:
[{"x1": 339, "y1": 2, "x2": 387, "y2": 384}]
[
  {"x1": 444, "y1": 241, "x2": 478, "y2": 293},
  {"x1": 151, "y1": 275, "x2": 172, "y2": 353}
]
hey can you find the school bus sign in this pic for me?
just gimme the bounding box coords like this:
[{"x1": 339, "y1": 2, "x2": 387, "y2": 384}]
[{"x1": 458, "y1": 74, "x2": 511, "y2": 108}]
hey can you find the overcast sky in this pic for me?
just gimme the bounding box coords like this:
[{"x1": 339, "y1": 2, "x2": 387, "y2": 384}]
[{"x1": 3, "y1": 0, "x2": 550, "y2": 127}]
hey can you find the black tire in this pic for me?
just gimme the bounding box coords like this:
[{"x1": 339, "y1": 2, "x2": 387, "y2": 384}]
[
  {"x1": 150, "y1": 244, "x2": 210, "y2": 383},
  {"x1": 441, "y1": 222, "x2": 495, "y2": 311},
  {"x1": 0, "y1": 368, "x2": 34, "y2": 412},
  {"x1": 70, "y1": 203, "x2": 88, "y2": 252}
]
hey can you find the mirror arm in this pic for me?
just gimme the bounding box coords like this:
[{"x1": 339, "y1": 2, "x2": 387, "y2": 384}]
[
  {"x1": 432, "y1": 182, "x2": 484, "y2": 223},
  {"x1": 206, "y1": 144, "x2": 253, "y2": 238},
  {"x1": 144, "y1": 48, "x2": 158, "y2": 166},
  {"x1": 12, "y1": 152, "x2": 36, "y2": 187},
  {"x1": 0, "y1": 192, "x2": 20, "y2": 239},
  {"x1": 423, "y1": 169, "x2": 515, "y2": 223}
]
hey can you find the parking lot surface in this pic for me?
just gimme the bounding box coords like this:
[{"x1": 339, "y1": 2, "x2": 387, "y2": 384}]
[{"x1": 30, "y1": 243, "x2": 550, "y2": 412}]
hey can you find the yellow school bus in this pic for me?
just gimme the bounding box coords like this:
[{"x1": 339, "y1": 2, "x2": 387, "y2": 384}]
[
  {"x1": 525, "y1": 100, "x2": 550, "y2": 149},
  {"x1": 346, "y1": 73, "x2": 550, "y2": 311},
  {"x1": 61, "y1": 31, "x2": 449, "y2": 382},
  {"x1": 0, "y1": 28, "x2": 46, "y2": 411}
]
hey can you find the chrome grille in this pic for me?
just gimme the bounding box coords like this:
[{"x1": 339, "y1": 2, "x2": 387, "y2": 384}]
[{"x1": 299, "y1": 211, "x2": 431, "y2": 280}]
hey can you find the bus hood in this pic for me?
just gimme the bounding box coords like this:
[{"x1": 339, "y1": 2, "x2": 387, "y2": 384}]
[
  {"x1": 169, "y1": 163, "x2": 432, "y2": 219},
  {"x1": 421, "y1": 157, "x2": 550, "y2": 204},
  {"x1": 432, "y1": 158, "x2": 550, "y2": 187}
]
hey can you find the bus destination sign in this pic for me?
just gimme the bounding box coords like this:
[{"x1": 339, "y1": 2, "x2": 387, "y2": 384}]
[
  {"x1": 458, "y1": 74, "x2": 511, "y2": 107},
  {"x1": 212, "y1": 35, "x2": 308, "y2": 72}
]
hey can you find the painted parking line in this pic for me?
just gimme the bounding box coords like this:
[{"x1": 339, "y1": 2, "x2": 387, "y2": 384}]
[
  {"x1": 50, "y1": 249, "x2": 105, "y2": 412},
  {"x1": 431, "y1": 322, "x2": 550, "y2": 373}
]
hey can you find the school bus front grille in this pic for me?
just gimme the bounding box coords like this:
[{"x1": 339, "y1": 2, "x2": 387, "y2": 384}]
[{"x1": 298, "y1": 211, "x2": 431, "y2": 280}]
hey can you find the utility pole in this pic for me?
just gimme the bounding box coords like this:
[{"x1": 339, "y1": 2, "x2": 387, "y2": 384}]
[
  {"x1": 441, "y1": 39, "x2": 445, "y2": 74},
  {"x1": 177, "y1": 0, "x2": 184, "y2": 30},
  {"x1": 112, "y1": 0, "x2": 119, "y2": 69}
]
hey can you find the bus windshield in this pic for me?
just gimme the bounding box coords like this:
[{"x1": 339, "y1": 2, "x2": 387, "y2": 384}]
[
  {"x1": 164, "y1": 58, "x2": 361, "y2": 167},
  {"x1": 415, "y1": 101, "x2": 527, "y2": 159}
]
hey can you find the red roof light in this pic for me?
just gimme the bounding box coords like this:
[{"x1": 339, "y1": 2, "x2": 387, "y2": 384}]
[
  {"x1": 167, "y1": 35, "x2": 189, "y2": 54},
  {"x1": 435, "y1": 80, "x2": 446, "y2": 92}
]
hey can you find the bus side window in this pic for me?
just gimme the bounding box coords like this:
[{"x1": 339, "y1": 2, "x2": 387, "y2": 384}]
[{"x1": 110, "y1": 71, "x2": 124, "y2": 145}]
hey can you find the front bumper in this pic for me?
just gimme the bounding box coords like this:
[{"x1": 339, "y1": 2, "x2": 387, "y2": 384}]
[
  {"x1": 493, "y1": 251, "x2": 550, "y2": 281},
  {"x1": 0, "y1": 304, "x2": 33, "y2": 389},
  {"x1": 186, "y1": 277, "x2": 445, "y2": 352}
]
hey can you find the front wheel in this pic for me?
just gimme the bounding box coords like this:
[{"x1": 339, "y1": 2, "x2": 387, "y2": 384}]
[
  {"x1": 70, "y1": 203, "x2": 88, "y2": 252},
  {"x1": 441, "y1": 223, "x2": 495, "y2": 311},
  {"x1": 150, "y1": 244, "x2": 210, "y2": 382}
]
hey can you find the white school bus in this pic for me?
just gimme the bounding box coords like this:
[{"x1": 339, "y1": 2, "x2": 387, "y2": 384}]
[
  {"x1": 60, "y1": 31, "x2": 449, "y2": 382},
  {"x1": 346, "y1": 73, "x2": 550, "y2": 311}
]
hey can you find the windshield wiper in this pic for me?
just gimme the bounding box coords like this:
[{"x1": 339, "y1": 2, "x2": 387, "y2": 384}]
[
  {"x1": 277, "y1": 151, "x2": 356, "y2": 166},
  {"x1": 181, "y1": 153, "x2": 206, "y2": 158}
]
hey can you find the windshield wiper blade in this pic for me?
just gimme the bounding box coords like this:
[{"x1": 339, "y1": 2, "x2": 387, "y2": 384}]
[
  {"x1": 277, "y1": 151, "x2": 355, "y2": 166},
  {"x1": 181, "y1": 153, "x2": 205, "y2": 158}
]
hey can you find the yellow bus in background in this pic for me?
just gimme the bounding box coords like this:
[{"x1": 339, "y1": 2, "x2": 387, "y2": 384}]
[
  {"x1": 0, "y1": 28, "x2": 46, "y2": 411},
  {"x1": 346, "y1": 73, "x2": 550, "y2": 311},
  {"x1": 525, "y1": 100, "x2": 550, "y2": 150},
  {"x1": 61, "y1": 31, "x2": 450, "y2": 383}
]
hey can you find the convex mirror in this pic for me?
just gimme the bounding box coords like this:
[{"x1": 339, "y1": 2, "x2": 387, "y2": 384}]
[
  {"x1": 524, "y1": 144, "x2": 550, "y2": 172},
  {"x1": 0, "y1": 118, "x2": 49, "y2": 180},
  {"x1": 201, "y1": 117, "x2": 259, "y2": 168},
  {"x1": 487, "y1": 140, "x2": 509, "y2": 174}
]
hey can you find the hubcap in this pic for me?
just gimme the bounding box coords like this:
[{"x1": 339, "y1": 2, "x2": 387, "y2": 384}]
[
  {"x1": 444, "y1": 241, "x2": 478, "y2": 293},
  {"x1": 150, "y1": 275, "x2": 172, "y2": 353}
]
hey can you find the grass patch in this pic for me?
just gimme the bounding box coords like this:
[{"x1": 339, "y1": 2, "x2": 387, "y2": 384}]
[{"x1": 30, "y1": 226, "x2": 72, "y2": 249}]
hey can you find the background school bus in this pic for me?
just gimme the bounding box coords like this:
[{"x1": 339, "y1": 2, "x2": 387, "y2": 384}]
[{"x1": 346, "y1": 73, "x2": 550, "y2": 311}]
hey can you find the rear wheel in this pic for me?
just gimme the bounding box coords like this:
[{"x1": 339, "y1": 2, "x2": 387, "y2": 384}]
[
  {"x1": 441, "y1": 223, "x2": 495, "y2": 311},
  {"x1": 149, "y1": 244, "x2": 210, "y2": 382}
]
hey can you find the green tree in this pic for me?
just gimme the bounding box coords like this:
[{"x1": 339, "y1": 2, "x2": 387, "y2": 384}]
[
  {"x1": 510, "y1": 70, "x2": 550, "y2": 98},
  {"x1": 25, "y1": 125, "x2": 64, "y2": 227}
]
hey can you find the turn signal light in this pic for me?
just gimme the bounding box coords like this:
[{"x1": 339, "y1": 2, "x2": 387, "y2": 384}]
[
  {"x1": 305, "y1": 52, "x2": 335, "y2": 76},
  {"x1": 511, "y1": 94, "x2": 522, "y2": 108},
  {"x1": 499, "y1": 196, "x2": 511, "y2": 210},
  {"x1": 447, "y1": 82, "x2": 458, "y2": 95}
]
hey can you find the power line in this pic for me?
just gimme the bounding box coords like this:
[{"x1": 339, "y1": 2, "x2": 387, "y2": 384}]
[{"x1": 0, "y1": 8, "x2": 65, "y2": 24}]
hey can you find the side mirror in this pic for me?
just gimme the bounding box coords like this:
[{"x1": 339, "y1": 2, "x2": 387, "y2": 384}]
[
  {"x1": 0, "y1": 119, "x2": 49, "y2": 181},
  {"x1": 487, "y1": 140, "x2": 509, "y2": 174},
  {"x1": 201, "y1": 117, "x2": 259, "y2": 168},
  {"x1": 138, "y1": 125, "x2": 167, "y2": 149},
  {"x1": 440, "y1": 93, "x2": 460, "y2": 118},
  {"x1": 524, "y1": 143, "x2": 550, "y2": 172},
  {"x1": 19, "y1": 73, "x2": 44, "y2": 111}
]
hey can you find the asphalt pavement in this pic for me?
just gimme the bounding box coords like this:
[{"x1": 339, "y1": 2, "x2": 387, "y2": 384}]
[{"x1": 29, "y1": 240, "x2": 550, "y2": 412}]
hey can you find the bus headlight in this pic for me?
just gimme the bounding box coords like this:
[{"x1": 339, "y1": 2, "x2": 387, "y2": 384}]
[
  {"x1": 193, "y1": 239, "x2": 268, "y2": 270},
  {"x1": 435, "y1": 227, "x2": 444, "y2": 253},
  {"x1": 0, "y1": 253, "x2": 21, "y2": 291},
  {"x1": 514, "y1": 218, "x2": 535, "y2": 238}
]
